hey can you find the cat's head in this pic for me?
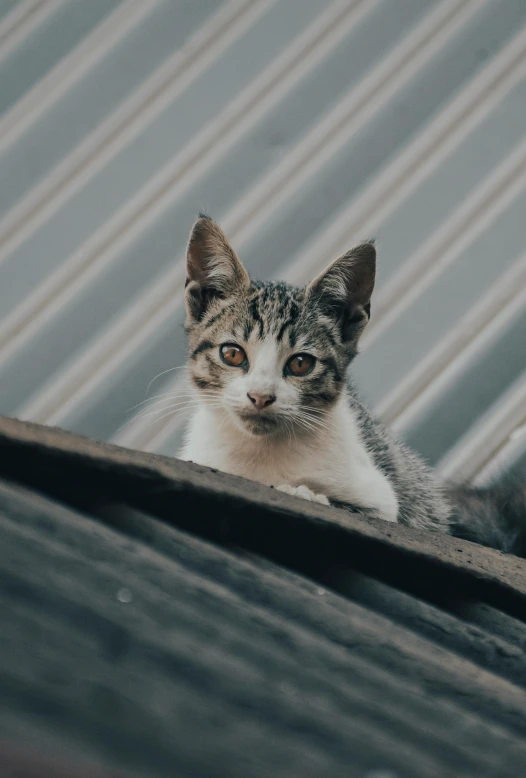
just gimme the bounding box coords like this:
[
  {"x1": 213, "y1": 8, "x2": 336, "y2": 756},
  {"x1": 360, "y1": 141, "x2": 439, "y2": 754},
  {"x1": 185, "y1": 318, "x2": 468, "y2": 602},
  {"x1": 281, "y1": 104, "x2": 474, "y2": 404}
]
[{"x1": 184, "y1": 215, "x2": 375, "y2": 437}]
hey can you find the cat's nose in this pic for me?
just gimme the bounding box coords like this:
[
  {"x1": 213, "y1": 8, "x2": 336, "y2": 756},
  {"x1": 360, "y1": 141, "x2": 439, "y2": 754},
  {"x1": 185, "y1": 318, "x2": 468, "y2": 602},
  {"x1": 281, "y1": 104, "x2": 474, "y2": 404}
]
[{"x1": 247, "y1": 392, "x2": 275, "y2": 409}]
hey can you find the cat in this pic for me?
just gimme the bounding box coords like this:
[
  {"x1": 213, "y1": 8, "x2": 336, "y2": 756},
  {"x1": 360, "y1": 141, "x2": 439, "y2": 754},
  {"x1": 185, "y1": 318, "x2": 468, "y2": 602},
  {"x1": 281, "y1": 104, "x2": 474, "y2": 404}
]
[{"x1": 179, "y1": 215, "x2": 525, "y2": 555}]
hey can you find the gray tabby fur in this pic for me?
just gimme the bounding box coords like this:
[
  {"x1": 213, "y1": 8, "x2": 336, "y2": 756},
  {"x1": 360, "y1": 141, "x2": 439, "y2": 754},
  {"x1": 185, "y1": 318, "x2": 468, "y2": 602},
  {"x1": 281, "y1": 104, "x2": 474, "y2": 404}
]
[
  {"x1": 180, "y1": 216, "x2": 524, "y2": 553},
  {"x1": 346, "y1": 389, "x2": 451, "y2": 531}
]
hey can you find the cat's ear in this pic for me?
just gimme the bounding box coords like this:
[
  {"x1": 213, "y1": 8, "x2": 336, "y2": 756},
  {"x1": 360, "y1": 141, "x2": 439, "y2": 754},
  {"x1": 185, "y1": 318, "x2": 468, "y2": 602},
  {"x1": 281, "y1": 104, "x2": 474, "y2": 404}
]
[
  {"x1": 185, "y1": 215, "x2": 250, "y2": 322},
  {"x1": 306, "y1": 241, "x2": 376, "y2": 344}
]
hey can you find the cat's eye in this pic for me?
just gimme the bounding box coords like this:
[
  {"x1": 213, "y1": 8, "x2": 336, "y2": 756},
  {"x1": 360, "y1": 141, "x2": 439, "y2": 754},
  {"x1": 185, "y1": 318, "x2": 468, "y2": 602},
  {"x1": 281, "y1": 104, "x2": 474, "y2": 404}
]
[
  {"x1": 286, "y1": 353, "x2": 315, "y2": 377},
  {"x1": 220, "y1": 343, "x2": 247, "y2": 367}
]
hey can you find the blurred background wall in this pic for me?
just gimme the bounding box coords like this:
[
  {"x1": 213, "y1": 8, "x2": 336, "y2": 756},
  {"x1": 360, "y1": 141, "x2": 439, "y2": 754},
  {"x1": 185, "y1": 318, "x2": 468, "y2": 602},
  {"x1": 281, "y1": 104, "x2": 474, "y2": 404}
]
[{"x1": 0, "y1": 0, "x2": 525, "y2": 484}]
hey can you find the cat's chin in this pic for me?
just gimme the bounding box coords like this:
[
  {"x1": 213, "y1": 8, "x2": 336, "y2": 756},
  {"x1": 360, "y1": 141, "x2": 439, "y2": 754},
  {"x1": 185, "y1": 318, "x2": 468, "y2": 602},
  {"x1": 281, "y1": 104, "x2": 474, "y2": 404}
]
[{"x1": 235, "y1": 412, "x2": 281, "y2": 438}]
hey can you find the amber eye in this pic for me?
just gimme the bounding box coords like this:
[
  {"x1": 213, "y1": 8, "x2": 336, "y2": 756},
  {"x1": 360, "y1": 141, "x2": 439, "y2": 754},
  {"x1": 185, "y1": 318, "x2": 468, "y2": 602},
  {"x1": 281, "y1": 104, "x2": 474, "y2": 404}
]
[
  {"x1": 286, "y1": 353, "x2": 315, "y2": 377},
  {"x1": 220, "y1": 343, "x2": 247, "y2": 367}
]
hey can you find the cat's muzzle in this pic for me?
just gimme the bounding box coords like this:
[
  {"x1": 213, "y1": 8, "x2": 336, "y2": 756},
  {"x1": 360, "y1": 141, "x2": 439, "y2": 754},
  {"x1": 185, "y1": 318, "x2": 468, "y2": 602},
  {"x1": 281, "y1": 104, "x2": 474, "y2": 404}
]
[{"x1": 236, "y1": 409, "x2": 280, "y2": 436}]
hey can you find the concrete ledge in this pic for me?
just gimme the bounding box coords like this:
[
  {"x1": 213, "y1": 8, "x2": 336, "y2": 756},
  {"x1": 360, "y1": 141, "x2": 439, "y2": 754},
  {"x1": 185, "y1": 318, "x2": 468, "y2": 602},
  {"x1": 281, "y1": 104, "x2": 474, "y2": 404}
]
[
  {"x1": 2, "y1": 415, "x2": 526, "y2": 777},
  {"x1": 0, "y1": 415, "x2": 524, "y2": 613}
]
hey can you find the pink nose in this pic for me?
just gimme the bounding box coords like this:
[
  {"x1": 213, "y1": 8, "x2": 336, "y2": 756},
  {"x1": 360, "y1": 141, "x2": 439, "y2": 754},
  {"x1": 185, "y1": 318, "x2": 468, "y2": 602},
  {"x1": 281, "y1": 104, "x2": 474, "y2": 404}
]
[{"x1": 247, "y1": 392, "x2": 275, "y2": 410}]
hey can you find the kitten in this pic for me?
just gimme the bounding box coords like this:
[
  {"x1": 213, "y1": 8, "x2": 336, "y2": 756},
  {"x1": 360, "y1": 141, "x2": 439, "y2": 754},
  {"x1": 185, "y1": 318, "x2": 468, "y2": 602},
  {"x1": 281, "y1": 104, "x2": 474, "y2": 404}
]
[
  {"x1": 179, "y1": 216, "x2": 526, "y2": 554},
  {"x1": 179, "y1": 215, "x2": 450, "y2": 534}
]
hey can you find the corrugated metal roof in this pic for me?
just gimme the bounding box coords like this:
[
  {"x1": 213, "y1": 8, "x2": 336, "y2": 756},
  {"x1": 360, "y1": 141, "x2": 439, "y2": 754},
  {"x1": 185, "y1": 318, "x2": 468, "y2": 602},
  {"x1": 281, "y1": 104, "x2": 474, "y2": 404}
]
[{"x1": 0, "y1": 0, "x2": 525, "y2": 482}]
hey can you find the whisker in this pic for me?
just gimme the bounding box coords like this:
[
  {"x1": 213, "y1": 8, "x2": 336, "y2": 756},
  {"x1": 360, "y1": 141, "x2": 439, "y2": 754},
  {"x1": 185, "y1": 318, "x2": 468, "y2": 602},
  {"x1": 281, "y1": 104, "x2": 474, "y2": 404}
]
[
  {"x1": 285, "y1": 415, "x2": 296, "y2": 445},
  {"x1": 300, "y1": 405, "x2": 330, "y2": 417},
  {"x1": 135, "y1": 404, "x2": 198, "y2": 422},
  {"x1": 298, "y1": 413, "x2": 333, "y2": 432},
  {"x1": 217, "y1": 408, "x2": 231, "y2": 434},
  {"x1": 143, "y1": 365, "x2": 187, "y2": 399},
  {"x1": 136, "y1": 398, "x2": 227, "y2": 421},
  {"x1": 130, "y1": 390, "x2": 222, "y2": 415},
  {"x1": 294, "y1": 417, "x2": 318, "y2": 434},
  {"x1": 144, "y1": 409, "x2": 188, "y2": 433},
  {"x1": 287, "y1": 409, "x2": 333, "y2": 435},
  {"x1": 299, "y1": 408, "x2": 331, "y2": 422},
  {"x1": 126, "y1": 388, "x2": 199, "y2": 414},
  {"x1": 134, "y1": 398, "x2": 219, "y2": 421},
  {"x1": 279, "y1": 410, "x2": 317, "y2": 435},
  {"x1": 128, "y1": 383, "x2": 227, "y2": 415},
  {"x1": 115, "y1": 402, "x2": 194, "y2": 436},
  {"x1": 127, "y1": 394, "x2": 184, "y2": 414},
  {"x1": 142, "y1": 402, "x2": 225, "y2": 431}
]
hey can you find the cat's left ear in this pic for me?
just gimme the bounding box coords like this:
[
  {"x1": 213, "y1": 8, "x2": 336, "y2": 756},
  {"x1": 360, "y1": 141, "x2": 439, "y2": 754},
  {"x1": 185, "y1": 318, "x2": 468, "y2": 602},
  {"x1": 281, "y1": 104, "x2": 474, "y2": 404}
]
[
  {"x1": 185, "y1": 215, "x2": 250, "y2": 322},
  {"x1": 306, "y1": 241, "x2": 376, "y2": 344}
]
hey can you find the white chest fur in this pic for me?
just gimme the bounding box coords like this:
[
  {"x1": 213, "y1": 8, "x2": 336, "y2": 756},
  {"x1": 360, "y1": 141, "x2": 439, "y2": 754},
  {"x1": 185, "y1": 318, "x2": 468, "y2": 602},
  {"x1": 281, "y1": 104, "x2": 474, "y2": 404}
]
[{"x1": 179, "y1": 395, "x2": 398, "y2": 523}]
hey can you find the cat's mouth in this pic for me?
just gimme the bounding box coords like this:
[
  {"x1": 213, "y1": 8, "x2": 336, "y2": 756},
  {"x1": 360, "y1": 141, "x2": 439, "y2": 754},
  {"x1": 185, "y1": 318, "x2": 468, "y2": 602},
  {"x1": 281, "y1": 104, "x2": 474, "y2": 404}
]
[{"x1": 236, "y1": 410, "x2": 280, "y2": 436}]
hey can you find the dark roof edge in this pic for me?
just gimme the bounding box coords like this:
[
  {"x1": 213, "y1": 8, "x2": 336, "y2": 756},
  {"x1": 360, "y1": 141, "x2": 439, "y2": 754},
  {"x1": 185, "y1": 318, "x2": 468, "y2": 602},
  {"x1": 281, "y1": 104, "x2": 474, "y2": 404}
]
[{"x1": 0, "y1": 415, "x2": 525, "y2": 613}]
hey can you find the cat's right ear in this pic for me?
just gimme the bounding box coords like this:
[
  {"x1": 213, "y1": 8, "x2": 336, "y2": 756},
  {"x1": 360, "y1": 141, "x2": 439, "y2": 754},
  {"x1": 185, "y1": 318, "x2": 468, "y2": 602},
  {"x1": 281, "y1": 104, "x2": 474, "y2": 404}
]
[{"x1": 185, "y1": 215, "x2": 250, "y2": 322}]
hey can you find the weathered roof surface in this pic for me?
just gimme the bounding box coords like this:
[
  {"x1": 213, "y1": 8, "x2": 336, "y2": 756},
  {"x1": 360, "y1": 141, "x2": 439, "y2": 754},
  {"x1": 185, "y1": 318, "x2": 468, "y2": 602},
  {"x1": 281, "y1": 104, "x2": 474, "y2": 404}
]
[
  {"x1": 0, "y1": 0, "x2": 524, "y2": 482},
  {"x1": 1, "y1": 414, "x2": 526, "y2": 777}
]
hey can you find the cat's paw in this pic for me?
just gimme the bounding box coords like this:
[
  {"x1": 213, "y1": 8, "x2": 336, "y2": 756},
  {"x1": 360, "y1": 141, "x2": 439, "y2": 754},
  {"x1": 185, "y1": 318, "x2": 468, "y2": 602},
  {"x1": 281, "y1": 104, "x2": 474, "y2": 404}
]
[{"x1": 277, "y1": 484, "x2": 330, "y2": 506}]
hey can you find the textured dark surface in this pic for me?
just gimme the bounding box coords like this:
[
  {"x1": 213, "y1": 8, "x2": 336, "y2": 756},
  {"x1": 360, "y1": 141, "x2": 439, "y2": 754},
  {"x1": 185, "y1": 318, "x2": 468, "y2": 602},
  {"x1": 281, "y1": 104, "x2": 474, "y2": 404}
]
[{"x1": 1, "y1": 415, "x2": 526, "y2": 777}]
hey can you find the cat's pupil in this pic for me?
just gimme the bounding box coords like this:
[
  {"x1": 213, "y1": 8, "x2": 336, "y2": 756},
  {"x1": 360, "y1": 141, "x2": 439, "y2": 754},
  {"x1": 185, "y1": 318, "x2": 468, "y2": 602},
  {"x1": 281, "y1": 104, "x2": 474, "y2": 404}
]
[{"x1": 220, "y1": 344, "x2": 246, "y2": 367}]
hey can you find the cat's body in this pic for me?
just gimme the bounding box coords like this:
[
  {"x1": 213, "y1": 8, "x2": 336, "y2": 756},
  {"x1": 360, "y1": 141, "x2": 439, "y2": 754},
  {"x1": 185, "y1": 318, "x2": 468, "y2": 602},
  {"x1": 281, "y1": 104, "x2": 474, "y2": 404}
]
[
  {"x1": 181, "y1": 371, "x2": 453, "y2": 532},
  {"x1": 179, "y1": 215, "x2": 523, "y2": 554},
  {"x1": 182, "y1": 390, "x2": 401, "y2": 523}
]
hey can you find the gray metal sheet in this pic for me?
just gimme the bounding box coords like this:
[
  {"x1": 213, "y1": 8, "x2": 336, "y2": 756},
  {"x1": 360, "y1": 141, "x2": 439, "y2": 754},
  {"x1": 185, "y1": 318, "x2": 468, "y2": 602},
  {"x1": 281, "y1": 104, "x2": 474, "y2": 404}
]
[
  {"x1": 0, "y1": 0, "x2": 122, "y2": 116},
  {"x1": 242, "y1": 0, "x2": 526, "y2": 274},
  {"x1": 354, "y1": 188, "x2": 526, "y2": 407},
  {"x1": 0, "y1": 0, "x2": 224, "y2": 215},
  {"x1": 0, "y1": 0, "x2": 327, "y2": 319},
  {"x1": 372, "y1": 75, "x2": 526, "y2": 291},
  {"x1": 404, "y1": 305, "x2": 526, "y2": 465},
  {"x1": 0, "y1": 0, "x2": 524, "y2": 482}
]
